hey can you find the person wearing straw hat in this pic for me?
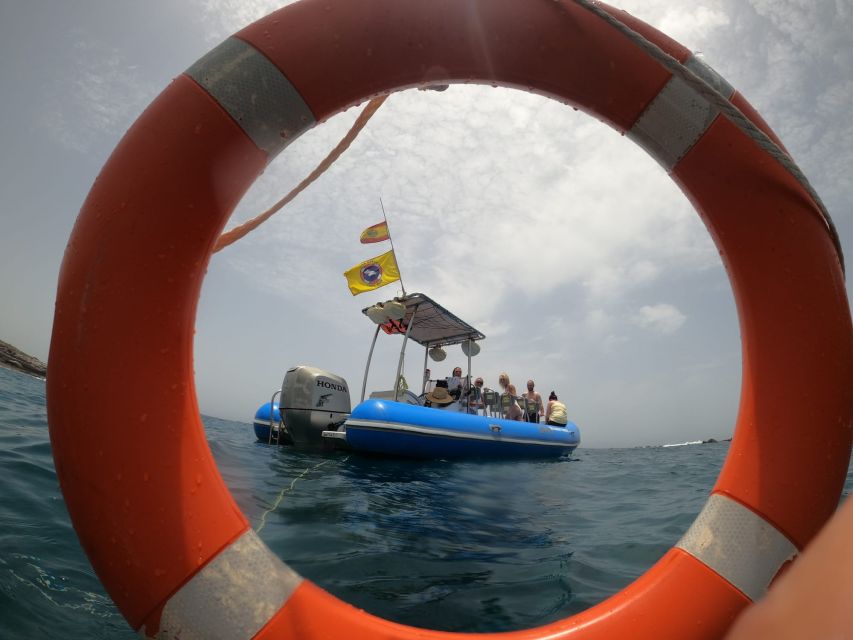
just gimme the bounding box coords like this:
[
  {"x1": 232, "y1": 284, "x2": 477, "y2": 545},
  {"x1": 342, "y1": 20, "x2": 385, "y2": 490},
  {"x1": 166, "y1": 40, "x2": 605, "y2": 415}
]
[{"x1": 425, "y1": 380, "x2": 462, "y2": 410}]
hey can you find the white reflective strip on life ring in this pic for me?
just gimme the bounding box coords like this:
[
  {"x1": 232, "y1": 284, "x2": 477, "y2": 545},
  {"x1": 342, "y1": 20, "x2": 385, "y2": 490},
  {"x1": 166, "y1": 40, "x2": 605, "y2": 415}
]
[
  {"x1": 142, "y1": 529, "x2": 302, "y2": 639},
  {"x1": 186, "y1": 37, "x2": 316, "y2": 158},
  {"x1": 628, "y1": 73, "x2": 720, "y2": 170},
  {"x1": 675, "y1": 493, "x2": 798, "y2": 602}
]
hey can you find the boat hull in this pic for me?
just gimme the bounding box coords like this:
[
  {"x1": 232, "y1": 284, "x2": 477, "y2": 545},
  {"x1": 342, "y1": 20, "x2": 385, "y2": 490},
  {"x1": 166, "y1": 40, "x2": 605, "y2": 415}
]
[{"x1": 342, "y1": 399, "x2": 580, "y2": 459}]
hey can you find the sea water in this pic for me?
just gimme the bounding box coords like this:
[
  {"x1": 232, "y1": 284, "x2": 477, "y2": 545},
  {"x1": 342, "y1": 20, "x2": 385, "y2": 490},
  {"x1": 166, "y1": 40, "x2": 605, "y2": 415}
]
[{"x1": 1, "y1": 365, "x2": 851, "y2": 637}]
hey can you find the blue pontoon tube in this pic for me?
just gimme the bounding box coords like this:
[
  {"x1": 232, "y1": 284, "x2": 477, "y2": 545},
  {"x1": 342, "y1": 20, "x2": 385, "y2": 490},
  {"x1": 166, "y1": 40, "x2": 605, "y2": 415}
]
[{"x1": 322, "y1": 292, "x2": 581, "y2": 459}]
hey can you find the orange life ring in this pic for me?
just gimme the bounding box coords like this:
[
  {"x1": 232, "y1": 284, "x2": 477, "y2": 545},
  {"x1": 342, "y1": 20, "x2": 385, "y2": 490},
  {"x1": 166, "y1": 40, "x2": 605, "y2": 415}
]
[{"x1": 47, "y1": 0, "x2": 852, "y2": 638}]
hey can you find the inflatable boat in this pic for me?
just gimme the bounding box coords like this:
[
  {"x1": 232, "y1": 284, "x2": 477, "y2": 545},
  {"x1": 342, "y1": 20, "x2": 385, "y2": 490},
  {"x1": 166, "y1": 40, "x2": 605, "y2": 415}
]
[{"x1": 262, "y1": 292, "x2": 581, "y2": 459}]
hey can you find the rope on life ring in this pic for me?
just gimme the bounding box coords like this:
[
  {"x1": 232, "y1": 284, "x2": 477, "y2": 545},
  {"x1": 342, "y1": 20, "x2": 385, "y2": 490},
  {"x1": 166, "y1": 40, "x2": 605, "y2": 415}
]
[
  {"x1": 47, "y1": 0, "x2": 852, "y2": 638},
  {"x1": 212, "y1": 95, "x2": 388, "y2": 253}
]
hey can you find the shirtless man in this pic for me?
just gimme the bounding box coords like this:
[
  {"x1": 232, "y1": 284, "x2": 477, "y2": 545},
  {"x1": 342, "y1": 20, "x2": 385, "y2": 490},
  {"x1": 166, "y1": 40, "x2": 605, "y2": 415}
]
[{"x1": 522, "y1": 379, "x2": 544, "y2": 423}]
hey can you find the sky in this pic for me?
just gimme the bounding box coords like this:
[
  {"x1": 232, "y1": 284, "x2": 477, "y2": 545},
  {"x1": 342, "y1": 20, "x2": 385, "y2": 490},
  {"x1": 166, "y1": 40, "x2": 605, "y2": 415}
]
[{"x1": 1, "y1": 0, "x2": 850, "y2": 447}]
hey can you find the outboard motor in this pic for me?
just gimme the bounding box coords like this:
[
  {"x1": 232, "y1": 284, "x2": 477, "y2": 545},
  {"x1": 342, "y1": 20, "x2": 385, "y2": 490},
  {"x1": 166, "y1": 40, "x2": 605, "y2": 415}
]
[{"x1": 280, "y1": 365, "x2": 351, "y2": 447}]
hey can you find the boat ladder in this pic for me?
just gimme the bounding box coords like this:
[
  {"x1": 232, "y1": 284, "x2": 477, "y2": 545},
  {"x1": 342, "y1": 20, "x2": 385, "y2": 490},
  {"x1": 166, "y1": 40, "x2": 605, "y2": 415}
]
[{"x1": 267, "y1": 389, "x2": 283, "y2": 446}]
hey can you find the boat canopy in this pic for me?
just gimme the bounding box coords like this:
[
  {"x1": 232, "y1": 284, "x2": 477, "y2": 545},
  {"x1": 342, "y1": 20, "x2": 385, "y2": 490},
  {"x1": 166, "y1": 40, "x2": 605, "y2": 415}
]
[{"x1": 361, "y1": 292, "x2": 485, "y2": 348}]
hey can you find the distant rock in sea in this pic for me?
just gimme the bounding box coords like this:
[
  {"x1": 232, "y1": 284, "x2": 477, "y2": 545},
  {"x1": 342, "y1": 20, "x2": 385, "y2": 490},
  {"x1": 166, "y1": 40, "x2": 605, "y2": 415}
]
[
  {"x1": 0, "y1": 340, "x2": 46, "y2": 378},
  {"x1": 661, "y1": 437, "x2": 732, "y2": 448}
]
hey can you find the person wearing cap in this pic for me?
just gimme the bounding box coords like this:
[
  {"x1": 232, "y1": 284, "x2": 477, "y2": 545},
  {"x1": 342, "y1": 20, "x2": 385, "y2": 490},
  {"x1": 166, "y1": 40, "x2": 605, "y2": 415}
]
[
  {"x1": 545, "y1": 391, "x2": 569, "y2": 426},
  {"x1": 425, "y1": 380, "x2": 463, "y2": 411}
]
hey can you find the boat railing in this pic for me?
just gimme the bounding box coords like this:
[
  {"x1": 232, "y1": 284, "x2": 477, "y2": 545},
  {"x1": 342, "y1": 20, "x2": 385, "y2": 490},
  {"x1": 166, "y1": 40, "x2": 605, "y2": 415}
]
[
  {"x1": 267, "y1": 389, "x2": 282, "y2": 445},
  {"x1": 517, "y1": 396, "x2": 539, "y2": 422},
  {"x1": 492, "y1": 393, "x2": 539, "y2": 422}
]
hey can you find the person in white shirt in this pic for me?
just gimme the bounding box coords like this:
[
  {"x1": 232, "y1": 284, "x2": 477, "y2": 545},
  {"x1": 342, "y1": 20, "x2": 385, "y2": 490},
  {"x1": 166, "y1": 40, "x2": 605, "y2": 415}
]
[{"x1": 446, "y1": 366, "x2": 466, "y2": 400}]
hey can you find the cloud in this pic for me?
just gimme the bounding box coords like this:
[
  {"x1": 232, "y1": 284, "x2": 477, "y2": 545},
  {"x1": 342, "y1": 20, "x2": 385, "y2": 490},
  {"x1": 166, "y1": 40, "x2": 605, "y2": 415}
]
[
  {"x1": 194, "y1": 0, "x2": 299, "y2": 42},
  {"x1": 632, "y1": 304, "x2": 687, "y2": 334},
  {"x1": 657, "y1": 4, "x2": 731, "y2": 44},
  {"x1": 584, "y1": 309, "x2": 614, "y2": 336},
  {"x1": 38, "y1": 35, "x2": 155, "y2": 153},
  {"x1": 739, "y1": 1, "x2": 853, "y2": 213},
  {"x1": 220, "y1": 84, "x2": 720, "y2": 333}
]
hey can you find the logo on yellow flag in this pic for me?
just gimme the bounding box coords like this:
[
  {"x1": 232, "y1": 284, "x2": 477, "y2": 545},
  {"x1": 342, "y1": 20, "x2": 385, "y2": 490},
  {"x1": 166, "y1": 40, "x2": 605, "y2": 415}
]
[{"x1": 343, "y1": 250, "x2": 400, "y2": 296}]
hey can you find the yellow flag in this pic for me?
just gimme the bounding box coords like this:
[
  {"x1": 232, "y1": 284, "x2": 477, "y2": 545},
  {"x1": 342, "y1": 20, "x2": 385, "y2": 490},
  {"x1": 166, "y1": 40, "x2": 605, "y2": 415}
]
[
  {"x1": 360, "y1": 221, "x2": 390, "y2": 243},
  {"x1": 343, "y1": 250, "x2": 400, "y2": 296}
]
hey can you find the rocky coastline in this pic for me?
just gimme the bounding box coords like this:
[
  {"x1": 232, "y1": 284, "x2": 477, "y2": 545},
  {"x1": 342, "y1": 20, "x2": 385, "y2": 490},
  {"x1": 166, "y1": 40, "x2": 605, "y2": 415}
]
[{"x1": 0, "y1": 340, "x2": 47, "y2": 378}]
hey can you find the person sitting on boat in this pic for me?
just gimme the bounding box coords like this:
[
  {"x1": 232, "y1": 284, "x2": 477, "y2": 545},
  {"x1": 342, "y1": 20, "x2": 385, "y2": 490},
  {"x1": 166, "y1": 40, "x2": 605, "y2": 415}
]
[
  {"x1": 523, "y1": 379, "x2": 544, "y2": 423},
  {"x1": 424, "y1": 381, "x2": 463, "y2": 411},
  {"x1": 497, "y1": 373, "x2": 519, "y2": 419},
  {"x1": 466, "y1": 377, "x2": 485, "y2": 414},
  {"x1": 446, "y1": 366, "x2": 465, "y2": 400},
  {"x1": 545, "y1": 391, "x2": 569, "y2": 427},
  {"x1": 504, "y1": 383, "x2": 524, "y2": 421},
  {"x1": 423, "y1": 368, "x2": 436, "y2": 394},
  {"x1": 497, "y1": 372, "x2": 510, "y2": 394}
]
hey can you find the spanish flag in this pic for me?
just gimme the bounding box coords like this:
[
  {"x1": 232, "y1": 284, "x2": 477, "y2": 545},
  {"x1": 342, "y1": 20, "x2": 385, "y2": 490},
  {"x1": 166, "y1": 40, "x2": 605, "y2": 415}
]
[
  {"x1": 343, "y1": 250, "x2": 400, "y2": 296},
  {"x1": 360, "y1": 221, "x2": 390, "y2": 244}
]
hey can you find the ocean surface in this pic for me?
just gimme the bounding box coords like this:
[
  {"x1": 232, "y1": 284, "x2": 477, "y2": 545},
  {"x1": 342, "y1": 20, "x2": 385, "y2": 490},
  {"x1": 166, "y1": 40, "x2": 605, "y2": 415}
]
[{"x1": 1, "y1": 365, "x2": 851, "y2": 638}]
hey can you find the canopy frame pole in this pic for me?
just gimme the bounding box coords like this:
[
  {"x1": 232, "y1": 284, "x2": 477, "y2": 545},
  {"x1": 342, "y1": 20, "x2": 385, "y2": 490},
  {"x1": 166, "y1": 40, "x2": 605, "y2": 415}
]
[
  {"x1": 360, "y1": 324, "x2": 382, "y2": 403},
  {"x1": 422, "y1": 343, "x2": 430, "y2": 395},
  {"x1": 393, "y1": 305, "x2": 418, "y2": 401},
  {"x1": 466, "y1": 346, "x2": 473, "y2": 413}
]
